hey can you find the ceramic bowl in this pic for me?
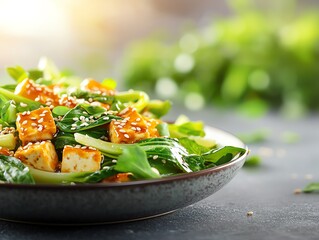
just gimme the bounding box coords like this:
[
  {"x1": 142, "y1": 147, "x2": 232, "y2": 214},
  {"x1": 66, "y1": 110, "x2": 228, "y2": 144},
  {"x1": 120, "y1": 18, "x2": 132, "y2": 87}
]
[{"x1": 0, "y1": 126, "x2": 248, "y2": 225}]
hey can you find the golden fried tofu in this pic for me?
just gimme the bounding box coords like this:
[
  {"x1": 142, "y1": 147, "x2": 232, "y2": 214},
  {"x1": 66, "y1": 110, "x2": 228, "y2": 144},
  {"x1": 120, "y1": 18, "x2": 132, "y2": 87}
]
[
  {"x1": 14, "y1": 79, "x2": 59, "y2": 108},
  {"x1": 16, "y1": 107, "x2": 57, "y2": 145},
  {"x1": 80, "y1": 79, "x2": 115, "y2": 96},
  {"x1": 109, "y1": 107, "x2": 160, "y2": 144},
  {"x1": 61, "y1": 146, "x2": 102, "y2": 173},
  {"x1": 14, "y1": 141, "x2": 58, "y2": 172}
]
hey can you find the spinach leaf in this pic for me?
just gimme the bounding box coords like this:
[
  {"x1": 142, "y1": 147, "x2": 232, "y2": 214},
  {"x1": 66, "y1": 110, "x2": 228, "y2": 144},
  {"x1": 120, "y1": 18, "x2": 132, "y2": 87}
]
[
  {"x1": 0, "y1": 155, "x2": 35, "y2": 184},
  {"x1": 56, "y1": 103, "x2": 121, "y2": 133},
  {"x1": 202, "y1": 146, "x2": 246, "y2": 165},
  {"x1": 168, "y1": 116, "x2": 205, "y2": 138},
  {"x1": 179, "y1": 137, "x2": 210, "y2": 155},
  {"x1": 115, "y1": 145, "x2": 160, "y2": 179}
]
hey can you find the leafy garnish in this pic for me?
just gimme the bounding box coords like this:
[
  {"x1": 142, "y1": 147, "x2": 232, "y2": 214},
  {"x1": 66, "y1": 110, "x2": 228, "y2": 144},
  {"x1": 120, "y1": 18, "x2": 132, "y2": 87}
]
[
  {"x1": 0, "y1": 155, "x2": 35, "y2": 184},
  {"x1": 56, "y1": 103, "x2": 121, "y2": 133},
  {"x1": 303, "y1": 183, "x2": 319, "y2": 193},
  {"x1": 115, "y1": 146, "x2": 160, "y2": 179}
]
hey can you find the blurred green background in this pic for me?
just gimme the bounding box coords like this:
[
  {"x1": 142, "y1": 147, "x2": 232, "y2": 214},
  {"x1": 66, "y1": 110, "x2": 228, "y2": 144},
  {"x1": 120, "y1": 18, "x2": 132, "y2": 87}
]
[{"x1": 1, "y1": 0, "x2": 318, "y2": 117}]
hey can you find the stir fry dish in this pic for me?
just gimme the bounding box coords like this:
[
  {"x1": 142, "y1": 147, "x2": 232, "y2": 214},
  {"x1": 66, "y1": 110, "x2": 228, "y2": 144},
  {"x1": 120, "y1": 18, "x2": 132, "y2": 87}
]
[{"x1": 0, "y1": 59, "x2": 247, "y2": 184}]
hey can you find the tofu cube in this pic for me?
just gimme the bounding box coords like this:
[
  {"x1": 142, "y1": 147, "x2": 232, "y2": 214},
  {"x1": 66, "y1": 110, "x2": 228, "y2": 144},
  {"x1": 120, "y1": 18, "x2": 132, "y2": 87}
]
[
  {"x1": 80, "y1": 79, "x2": 115, "y2": 96},
  {"x1": 16, "y1": 107, "x2": 56, "y2": 145},
  {"x1": 61, "y1": 146, "x2": 102, "y2": 173},
  {"x1": 14, "y1": 79, "x2": 59, "y2": 107},
  {"x1": 109, "y1": 107, "x2": 160, "y2": 144},
  {"x1": 14, "y1": 141, "x2": 58, "y2": 172}
]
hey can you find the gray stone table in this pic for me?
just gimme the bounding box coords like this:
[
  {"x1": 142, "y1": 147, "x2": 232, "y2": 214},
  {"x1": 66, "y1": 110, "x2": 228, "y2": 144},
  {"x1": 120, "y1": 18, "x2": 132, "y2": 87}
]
[{"x1": 1, "y1": 106, "x2": 318, "y2": 240}]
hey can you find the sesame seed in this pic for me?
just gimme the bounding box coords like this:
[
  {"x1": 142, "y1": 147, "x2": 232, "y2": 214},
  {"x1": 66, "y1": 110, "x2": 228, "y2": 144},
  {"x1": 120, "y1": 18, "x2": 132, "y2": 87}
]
[
  {"x1": 147, "y1": 123, "x2": 152, "y2": 127},
  {"x1": 120, "y1": 122, "x2": 126, "y2": 126},
  {"x1": 71, "y1": 127, "x2": 77, "y2": 130},
  {"x1": 88, "y1": 147, "x2": 96, "y2": 150},
  {"x1": 136, "y1": 118, "x2": 141, "y2": 122},
  {"x1": 131, "y1": 122, "x2": 137, "y2": 126},
  {"x1": 20, "y1": 102, "x2": 28, "y2": 107},
  {"x1": 112, "y1": 159, "x2": 117, "y2": 163},
  {"x1": 71, "y1": 123, "x2": 77, "y2": 127},
  {"x1": 22, "y1": 111, "x2": 27, "y2": 116},
  {"x1": 80, "y1": 122, "x2": 89, "y2": 127},
  {"x1": 89, "y1": 116, "x2": 94, "y2": 119},
  {"x1": 22, "y1": 120, "x2": 28, "y2": 125},
  {"x1": 136, "y1": 127, "x2": 141, "y2": 131},
  {"x1": 153, "y1": 155, "x2": 159, "y2": 160},
  {"x1": 39, "y1": 113, "x2": 46, "y2": 117},
  {"x1": 117, "y1": 125, "x2": 123, "y2": 129},
  {"x1": 119, "y1": 129, "x2": 126, "y2": 133},
  {"x1": 34, "y1": 96, "x2": 41, "y2": 102},
  {"x1": 119, "y1": 108, "x2": 129, "y2": 115},
  {"x1": 30, "y1": 117, "x2": 37, "y2": 120},
  {"x1": 124, "y1": 134, "x2": 130, "y2": 139},
  {"x1": 103, "y1": 117, "x2": 109, "y2": 120},
  {"x1": 38, "y1": 118, "x2": 44, "y2": 123},
  {"x1": 31, "y1": 123, "x2": 37, "y2": 127},
  {"x1": 42, "y1": 110, "x2": 49, "y2": 114},
  {"x1": 114, "y1": 121, "x2": 120, "y2": 125},
  {"x1": 73, "y1": 117, "x2": 79, "y2": 121},
  {"x1": 131, "y1": 127, "x2": 137, "y2": 130},
  {"x1": 37, "y1": 125, "x2": 43, "y2": 131}
]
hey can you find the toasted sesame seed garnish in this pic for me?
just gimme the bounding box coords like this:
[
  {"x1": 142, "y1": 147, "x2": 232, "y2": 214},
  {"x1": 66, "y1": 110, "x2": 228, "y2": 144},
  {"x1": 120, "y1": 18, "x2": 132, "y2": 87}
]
[
  {"x1": 147, "y1": 122, "x2": 152, "y2": 127},
  {"x1": 119, "y1": 129, "x2": 126, "y2": 133},
  {"x1": 30, "y1": 117, "x2": 37, "y2": 120},
  {"x1": 38, "y1": 118, "x2": 44, "y2": 123},
  {"x1": 131, "y1": 127, "x2": 137, "y2": 131},
  {"x1": 21, "y1": 111, "x2": 27, "y2": 116},
  {"x1": 117, "y1": 125, "x2": 123, "y2": 129},
  {"x1": 136, "y1": 118, "x2": 141, "y2": 122},
  {"x1": 80, "y1": 122, "x2": 89, "y2": 127},
  {"x1": 31, "y1": 123, "x2": 37, "y2": 127},
  {"x1": 37, "y1": 125, "x2": 43, "y2": 131},
  {"x1": 247, "y1": 211, "x2": 254, "y2": 217},
  {"x1": 22, "y1": 120, "x2": 28, "y2": 125},
  {"x1": 88, "y1": 147, "x2": 96, "y2": 150},
  {"x1": 34, "y1": 96, "x2": 41, "y2": 101},
  {"x1": 36, "y1": 87, "x2": 42, "y2": 91},
  {"x1": 153, "y1": 155, "x2": 159, "y2": 160},
  {"x1": 42, "y1": 110, "x2": 49, "y2": 114},
  {"x1": 103, "y1": 117, "x2": 109, "y2": 120},
  {"x1": 120, "y1": 122, "x2": 126, "y2": 126},
  {"x1": 112, "y1": 159, "x2": 117, "y2": 163},
  {"x1": 119, "y1": 108, "x2": 129, "y2": 115},
  {"x1": 39, "y1": 113, "x2": 46, "y2": 117},
  {"x1": 81, "y1": 146, "x2": 88, "y2": 149},
  {"x1": 131, "y1": 122, "x2": 137, "y2": 126},
  {"x1": 114, "y1": 121, "x2": 120, "y2": 125},
  {"x1": 73, "y1": 117, "x2": 79, "y2": 121},
  {"x1": 136, "y1": 127, "x2": 141, "y2": 131},
  {"x1": 124, "y1": 134, "x2": 130, "y2": 139},
  {"x1": 20, "y1": 102, "x2": 28, "y2": 107}
]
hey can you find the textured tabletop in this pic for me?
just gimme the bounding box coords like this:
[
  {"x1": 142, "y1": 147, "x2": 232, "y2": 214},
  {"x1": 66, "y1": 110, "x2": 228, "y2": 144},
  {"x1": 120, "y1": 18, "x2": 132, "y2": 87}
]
[{"x1": 1, "y1": 107, "x2": 318, "y2": 240}]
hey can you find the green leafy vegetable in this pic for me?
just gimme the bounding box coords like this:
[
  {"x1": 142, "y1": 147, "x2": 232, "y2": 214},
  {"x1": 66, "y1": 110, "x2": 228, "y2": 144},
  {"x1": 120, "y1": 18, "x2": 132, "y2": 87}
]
[
  {"x1": 303, "y1": 183, "x2": 319, "y2": 193},
  {"x1": 56, "y1": 103, "x2": 121, "y2": 133},
  {"x1": 169, "y1": 116, "x2": 205, "y2": 138},
  {"x1": 0, "y1": 155, "x2": 35, "y2": 184},
  {"x1": 145, "y1": 100, "x2": 171, "y2": 118},
  {"x1": 6, "y1": 66, "x2": 28, "y2": 83},
  {"x1": 70, "y1": 89, "x2": 115, "y2": 105},
  {"x1": 29, "y1": 166, "x2": 117, "y2": 184},
  {"x1": 115, "y1": 146, "x2": 160, "y2": 179}
]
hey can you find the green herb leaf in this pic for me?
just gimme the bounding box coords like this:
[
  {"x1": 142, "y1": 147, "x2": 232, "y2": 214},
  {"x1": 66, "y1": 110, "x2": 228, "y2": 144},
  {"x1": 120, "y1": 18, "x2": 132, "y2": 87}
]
[
  {"x1": 0, "y1": 155, "x2": 35, "y2": 184},
  {"x1": 169, "y1": 120, "x2": 205, "y2": 138},
  {"x1": 303, "y1": 183, "x2": 319, "y2": 193},
  {"x1": 115, "y1": 145, "x2": 160, "y2": 179},
  {"x1": 56, "y1": 103, "x2": 121, "y2": 133},
  {"x1": 202, "y1": 146, "x2": 246, "y2": 165}
]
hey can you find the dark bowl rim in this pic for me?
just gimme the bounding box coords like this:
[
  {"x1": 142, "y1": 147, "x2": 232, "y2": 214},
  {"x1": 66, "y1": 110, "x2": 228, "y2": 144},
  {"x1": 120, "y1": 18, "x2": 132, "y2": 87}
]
[{"x1": 0, "y1": 127, "x2": 249, "y2": 190}]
